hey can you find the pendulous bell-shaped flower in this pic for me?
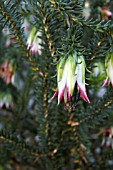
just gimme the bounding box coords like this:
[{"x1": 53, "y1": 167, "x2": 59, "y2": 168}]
[
  {"x1": 0, "y1": 60, "x2": 15, "y2": 84},
  {"x1": 103, "y1": 52, "x2": 113, "y2": 87},
  {"x1": 77, "y1": 55, "x2": 90, "y2": 103},
  {"x1": 27, "y1": 27, "x2": 42, "y2": 55},
  {"x1": 100, "y1": 7, "x2": 112, "y2": 20},
  {"x1": 30, "y1": 31, "x2": 42, "y2": 55},
  {"x1": 101, "y1": 127, "x2": 113, "y2": 149},
  {"x1": 27, "y1": 27, "x2": 37, "y2": 50},
  {"x1": 52, "y1": 51, "x2": 90, "y2": 104}
]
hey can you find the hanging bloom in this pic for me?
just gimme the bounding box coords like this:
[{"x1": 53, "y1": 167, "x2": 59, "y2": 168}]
[
  {"x1": 30, "y1": 31, "x2": 42, "y2": 55},
  {"x1": 26, "y1": 26, "x2": 37, "y2": 50},
  {"x1": 26, "y1": 27, "x2": 42, "y2": 55},
  {"x1": 100, "y1": 7, "x2": 112, "y2": 20},
  {"x1": 0, "y1": 92, "x2": 13, "y2": 109},
  {"x1": 101, "y1": 127, "x2": 113, "y2": 149},
  {"x1": 0, "y1": 60, "x2": 15, "y2": 84},
  {"x1": 77, "y1": 55, "x2": 90, "y2": 103},
  {"x1": 102, "y1": 52, "x2": 113, "y2": 87},
  {"x1": 51, "y1": 51, "x2": 90, "y2": 104}
]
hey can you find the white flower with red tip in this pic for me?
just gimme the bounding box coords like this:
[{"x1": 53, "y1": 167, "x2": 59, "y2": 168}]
[
  {"x1": 0, "y1": 92, "x2": 13, "y2": 109},
  {"x1": 77, "y1": 55, "x2": 90, "y2": 103},
  {"x1": 27, "y1": 27, "x2": 37, "y2": 50},
  {"x1": 100, "y1": 7, "x2": 112, "y2": 20},
  {"x1": 52, "y1": 51, "x2": 90, "y2": 104},
  {"x1": 103, "y1": 52, "x2": 113, "y2": 87},
  {"x1": 30, "y1": 31, "x2": 42, "y2": 55},
  {"x1": 27, "y1": 27, "x2": 42, "y2": 55},
  {"x1": 102, "y1": 127, "x2": 113, "y2": 149}
]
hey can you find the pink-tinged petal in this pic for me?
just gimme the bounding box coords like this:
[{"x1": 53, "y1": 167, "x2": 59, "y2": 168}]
[
  {"x1": 79, "y1": 85, "x2": 90, "y2": 103},
  {"x1": 30, "y1": 48, "x2": 39, "y2": 54},
  {"x1": 106, "y1": 11, "x2": 112, "y2": 17},
  {"x1": 29, "y1": 31, "x2": 42, "y2": 55},
  {"x1": 76, "y1": 62, "x2": 90, "y2": 103},
  {"x1": 107, "y1": 60, "x2": 113, "y2": 87},
  {"x1": 66, "y1": 86, "x2": 71, "y2": 100},
  {"x1": 5, "y1": 76, "x2": 11, "y2": 84},
  {"x1": 51, "y1": 90, "x2": 58, "y2": 100},
  {"x1": 58, "y1": 63, "x2": 67, "y2": 104},
  {"x1": 104, "y1": 128, "x2": 110, "y2": 137},
  {"x1": 110, "y1": 82, "x2": 113, "y2": 88},
  {"x1": 58, "y1": 89, "x2": 64, "y2": 104},
  {"x1": 30, "y1": 42, "x2": 39, "y2": 54},
  {"x1": 102, "y1": 77, "x2": 108, "y2": 87}
]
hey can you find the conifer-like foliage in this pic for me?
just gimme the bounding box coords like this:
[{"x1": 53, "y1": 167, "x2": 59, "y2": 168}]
[{"x1": 0, "y1": 0, "x2": 113, "y2": 169}]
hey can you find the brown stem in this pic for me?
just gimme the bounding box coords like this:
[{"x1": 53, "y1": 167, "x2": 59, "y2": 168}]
[{"x1": 68, "y1": 109, "x2": 88, "y2": 170}]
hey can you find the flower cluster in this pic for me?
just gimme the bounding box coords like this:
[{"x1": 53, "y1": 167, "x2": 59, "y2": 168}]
[
  {"x1": 103, "y1": 52, "x2": 113, "y2": 87},
  {"x1": 101, "y1": 127, "x2": 113, "y2": 149},
  {"x1": 52, "y1": 51, "x2": 90, "y2": 104},
  {"x1": 26, "y1": 27, "x2": 42, "y2": 55},
  {"x1": 0, "y1": 60, "x2": 15, "y2": 84}
]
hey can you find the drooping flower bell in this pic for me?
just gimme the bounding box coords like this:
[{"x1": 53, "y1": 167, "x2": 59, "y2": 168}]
[
  {"x1": 103, "y1": 52, "x2": 113, "y2": 87},
  {"x1": 100, "y1": 7, "x2": 112, "y2": 20},
  {"x1": 0, "y1": 92, "x2": 13, "y2": 109},
  {"x1": 27, "y1": 27, "x2": 42, "y2": 55},
  {"x1": 0, "y1": 60, "x2": 15, "y2": 84},
  {"x1": 101, "y1": 127, "x2": 113, "y2": 149},
  {"x1": 30, "y1": 31, "x2": 42, "y2": 55},
  {"x1": 27, "y1": 26, "x2": 37, "y2": 50},
  {"x1": 52, "y1": 51, "x2": 90, "y2": 104}
]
